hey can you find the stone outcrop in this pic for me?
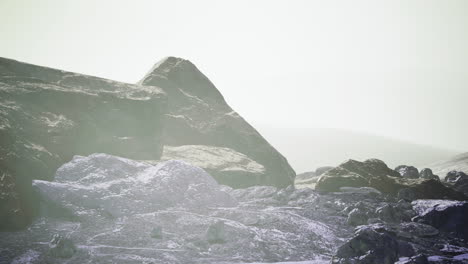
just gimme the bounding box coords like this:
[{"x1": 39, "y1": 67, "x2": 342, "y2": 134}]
[
  {"x1": 0, "y1": 57, "x2": 166, "y2": 230},
  {"x1": 138, "y1": 57, "x2": 295, "y2": 187}
]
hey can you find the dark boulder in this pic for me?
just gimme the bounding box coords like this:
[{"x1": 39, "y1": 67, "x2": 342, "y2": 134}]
[
  {"x1": 316, "y1": 159, "x2": 399, "y2": 192},
  {"x1": 412, "y1": 200, "x2": 468, "y2": 241},
  {"x1": 396, "y1": 165, "x2": 420, "y2": 179},
  {"x1": 332, "y1": 225, "x2": 399, "y2": 264},
  {"x1": 419, "y1": 168, "x2": 439, "y2": 180},
  {"x1": 445, "y1": 170, "x2": 468, "y2": 183},
  {"x1": 397, "y1": 179, "x2": 467, "y2": 201}
]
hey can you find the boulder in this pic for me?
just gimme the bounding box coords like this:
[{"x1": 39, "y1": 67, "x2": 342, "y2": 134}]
[
  {"x1": 412, "y1": 200, "x2": 468, "y2": 241},
  {"x1": 419, "y1": 168, "x2": 439, "y2": 180},
  {"x1": 445, "y1": 170, "x2": 468, "y2": 183},
  {"x1": 0, "y1": 57, "x2": 166, "y2": 230},
  {"x1": 397, "y1": 179, "x2": 467, "y2": 201},
  {"x1": 316, "y1": 159, "x2": 400, "y2": 192},
  {"x1": 396, "y1": 165, "x2": 420, "y2": 179},
  {"x1": 138, "y1": 57, "x2": 295, "y2": 188},
  {"x1": 33, "y1": 154, "x2": 238, "y2": 217},
  {"x1": 160, "y1": 145, "x2": 266, "y2": 188},
  {"x1": 332, "y1": 224, "x2": 399, "y2": 264}
]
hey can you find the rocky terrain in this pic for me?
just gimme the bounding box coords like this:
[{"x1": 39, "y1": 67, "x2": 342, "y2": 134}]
[
  {"x1": 0, "y1": 57, "x2": 294, "y2": 230},
  {"x1": 1, "y1": 57, "x2": 467, "y2": 264},
  {"x1": 1, "y1": 154, "x2": 468, "y2": 263}
]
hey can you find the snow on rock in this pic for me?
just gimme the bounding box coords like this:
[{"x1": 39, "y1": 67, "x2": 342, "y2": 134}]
[{"x1": 33, "y1": 154, "x2": 237, "y2": 218}]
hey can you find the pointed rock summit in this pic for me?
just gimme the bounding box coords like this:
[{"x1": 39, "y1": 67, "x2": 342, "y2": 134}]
[{"x1": 139, "y1": 56, "x2": 296, "y2": 188}]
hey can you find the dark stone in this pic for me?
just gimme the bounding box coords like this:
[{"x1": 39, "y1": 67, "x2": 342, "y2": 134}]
[
  {"x1": 395, "y1": 165, "x2": 420, "y2": 179},
  {"x1": 445, "y1": 170, "x2": 468, "y2": 183},
  {"x1": 419, "y1": 168, "x2": 439, "y2": 180},
  {"x1": 412, "y1": 200, "x2": 468, "y2": 241},
  {"x1": 332, "y1": 225, "x2": 399, "y2": 264}
]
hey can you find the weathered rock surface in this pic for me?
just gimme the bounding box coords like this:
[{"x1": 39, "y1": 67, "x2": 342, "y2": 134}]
[
  {"x1": 0, "y1": 154, "x2": 336, "y2": 264},
  {"x1": 160, "y1": 145, "x2": 266, "y2": 188},
  {"x1": 138, "y1": 57, "x2": 295, "y2": 187},
  {"x1": 0, "y1": 57, "x2": 166, "y2": 230},
  {"x1": 445, "y1": 170, "x2": 468, "y2": 183},
  {"x1": 396, "y1": 165, "x2": 420, "y2": 179},
  {"x1": 412, "y1": 200, "x2": 468, "y2": 240},
  {"x1": 315, "y1": 159, "x2": 400, "y2": 192}
]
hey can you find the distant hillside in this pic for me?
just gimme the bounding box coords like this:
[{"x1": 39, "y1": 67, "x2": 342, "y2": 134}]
[
  {"x1": 254, "y1": 126, "x2": 460, "y2": 173},
  {"x1": 428, "y1": 152, "x2": 468, "y2": 177}
]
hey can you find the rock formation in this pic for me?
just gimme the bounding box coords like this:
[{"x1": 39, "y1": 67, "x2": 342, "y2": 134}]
[
  {"x1": 0, "y1": 57, "x2": 166, "y2": 230},
  {"x1": 138, "y1": 57, "x2": 295, "y2": 188}
]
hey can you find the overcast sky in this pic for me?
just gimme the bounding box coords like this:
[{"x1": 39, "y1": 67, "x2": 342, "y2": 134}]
[{"x1": 1, "y1": 0, "x2": 467, "y2": 151}]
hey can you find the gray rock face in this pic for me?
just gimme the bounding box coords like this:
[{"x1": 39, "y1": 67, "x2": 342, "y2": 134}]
[
  {"x1": 138, "y1": 57, "x2": 295, "y2": 188},
  {"x1": 0, "y1": 57, "x2": 166, "y2": 230},
  {"x1": 396, "y1": 165, "x2": 420, "y2": 179}
]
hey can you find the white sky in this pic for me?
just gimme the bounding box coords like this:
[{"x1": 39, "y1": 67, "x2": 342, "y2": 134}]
[{"x1": 1, "y1": 0, "x2": 467, "y2": 151}]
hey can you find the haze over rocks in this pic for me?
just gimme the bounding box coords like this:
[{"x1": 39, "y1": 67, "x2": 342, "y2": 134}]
[{"x1": 1, "y1": 57, "x2": 468, "y2": 264}]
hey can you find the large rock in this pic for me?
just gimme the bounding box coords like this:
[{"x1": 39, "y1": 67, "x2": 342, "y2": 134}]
[
  {"x1": 0, "y1": 57, "x2": 166, "y2": 230},
  {"x1": 33, "y1": 154, "x2": 238, "y2": 216},
  {"x1": 419, "y1": 168, "x2": 439, "y2": 180},
  {"x1": 332, "y1": 224, "x2": 399, "y2": 264},
  {"x1": 412, "y1": 200, "x2": 468, "y2": 241},
  {"x1": 160, "y1": 145, "x2": 266, "y2": 188},
  {"x1": 395, "y1": 165, "x2": 420, "y2": 179},
  {"x1": 445, "y1": 170, "x2": 468, "y2": 183},
  {"x1": 315, "y1": 159, "x2": 400, "y2": 192},
  {"x1": 138, "y1": 57, "x2": 295, "y2": 187}
]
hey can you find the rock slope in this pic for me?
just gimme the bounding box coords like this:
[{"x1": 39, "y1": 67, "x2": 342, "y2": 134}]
[{"x1": 138, "y1": 57, "x2": 295, "y2": 188}]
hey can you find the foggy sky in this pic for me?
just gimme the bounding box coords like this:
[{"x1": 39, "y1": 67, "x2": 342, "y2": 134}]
[{"x1": 1, "y1": 0, "x2": 467, "y2": 151}]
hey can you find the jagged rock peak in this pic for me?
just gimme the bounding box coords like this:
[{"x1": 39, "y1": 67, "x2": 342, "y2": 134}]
[{"x1": 138, "y1": 56, "x2": 224, "y2": 101}]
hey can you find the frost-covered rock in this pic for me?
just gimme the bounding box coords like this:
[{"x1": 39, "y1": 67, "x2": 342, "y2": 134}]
[
  {"x1": 0, "y1": 153, "x2": 341, "y2": 263},
  {"x1": 33, "y1": 154, "x2": 237, "y2": 217},
  {"x1": 161, "y1": 145, "x2": 266, "y2": 187}
]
